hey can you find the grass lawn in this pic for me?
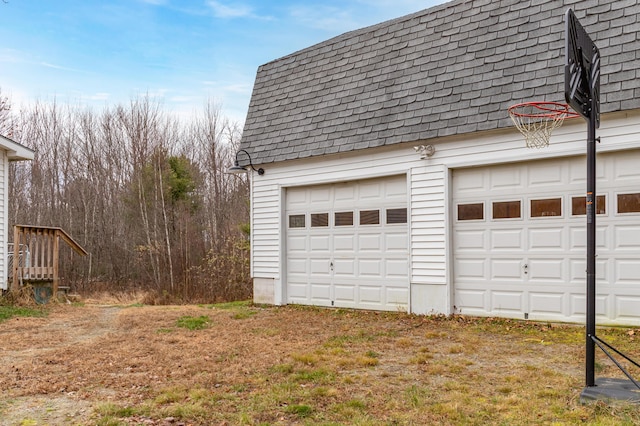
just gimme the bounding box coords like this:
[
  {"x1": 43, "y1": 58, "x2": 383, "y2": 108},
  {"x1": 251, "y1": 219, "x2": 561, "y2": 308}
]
[{"x1": 0, "y1": 301, "x2": 639, "y2": 425}]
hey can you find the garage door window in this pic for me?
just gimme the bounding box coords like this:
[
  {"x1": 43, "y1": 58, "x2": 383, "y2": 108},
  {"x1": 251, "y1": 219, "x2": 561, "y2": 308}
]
[
  {"x1": 360, "y1": 210, "x2": 380, "y2": 225},
  {"x1": 572, "y1": 195, "x2": 606, "y2": 215},
  {"x1": 531, "y1": 198, "x2": 562, "y2": 217},
  {"x1": 335, "y1": 211, "x2": 354, "y2": 226},
  {"x1": 386, "y1": 208, "x2": 407, "y2": 224},
  {"x1": 289, "y1": 214, "x2": 305, "y2": 228},
  {"x1": 618, "y1": 193, "x2": 640, "y2": 213},
  {"x1": 492, "y1": 200, "x2": 521, "y2": 219},
  {"x1": 311, "y1": 213, "x2": 329, "y2": 227},
  {"x1": 457, "y1": 203, "x2": 484, "y2": 221}
]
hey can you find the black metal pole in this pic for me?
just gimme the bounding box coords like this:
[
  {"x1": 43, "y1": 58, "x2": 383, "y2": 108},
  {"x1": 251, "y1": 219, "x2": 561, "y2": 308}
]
[{"x1": 585, "y1": 96, "x2": 597, "y2": 388}]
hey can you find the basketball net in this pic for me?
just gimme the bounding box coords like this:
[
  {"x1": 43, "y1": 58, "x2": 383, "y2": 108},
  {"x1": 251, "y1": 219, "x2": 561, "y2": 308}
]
[{"x1": 508, "y1": 102, "x2": 578, "y2": 148}]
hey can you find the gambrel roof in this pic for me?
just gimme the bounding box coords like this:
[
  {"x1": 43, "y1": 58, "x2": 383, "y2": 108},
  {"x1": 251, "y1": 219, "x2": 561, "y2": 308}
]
[{"x1": 240, "y1": 0, "x2": 640, "y2": 165}]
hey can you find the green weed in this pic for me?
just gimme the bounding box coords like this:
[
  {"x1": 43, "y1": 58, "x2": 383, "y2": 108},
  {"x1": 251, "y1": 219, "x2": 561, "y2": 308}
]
[
  {"x1": 175, "y1": 315, "x2": 210, "y2": 330},
  {"x1": 0, "y1": 305, "x2": 45, "y2": 323}
]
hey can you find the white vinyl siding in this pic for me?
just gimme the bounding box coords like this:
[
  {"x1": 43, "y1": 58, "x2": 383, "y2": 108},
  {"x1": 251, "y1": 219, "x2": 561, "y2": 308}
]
[
  {"x1": 251, "y1": 183, "x2": 280, "y2": 277},
  {"x1": 410, "y1": 166, "x2": 447, "y2": 285},
  {"x1": 249, "y1": 110, "x2": 640, "y2": 322},
  {"x1": 0, "y1": 151, "x2": 7, "y2": 289}
]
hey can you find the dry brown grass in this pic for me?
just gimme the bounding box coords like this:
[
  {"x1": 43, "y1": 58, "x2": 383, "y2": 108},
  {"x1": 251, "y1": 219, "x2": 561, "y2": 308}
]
[{"x1": 0, "y1": 301, "x2": 639, "y2": 425}]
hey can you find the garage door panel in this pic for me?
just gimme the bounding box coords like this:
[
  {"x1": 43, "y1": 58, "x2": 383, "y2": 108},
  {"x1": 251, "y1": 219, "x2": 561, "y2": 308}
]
[
  {"x1": 309, "y1": 187, "x2": 331, "y2": 205},
  {"x1": 569, "y1": 226, "x2": 608, "y2": 250},
  {"x1": 333, "y1": 185, "x2": 356, "y2": 203},
  {"x1": 310, "y1": 235, "x2": 330, "y2": 251},
  {"x1": 455, "y1": 259, "x2": 486, "y2": 279},
  {"x1": 454, "y1": 172, "x2": 486, "y2": 193},
  {"x1": 287, "y1": 235, "x2": 307, "y2": 252},
  {"x1": 490, "y1": 259, "x2": 522, "y2": 280},
  {"x1": 359, "y1": 181, "x2": 384, "y2": 201},
  {"x1": 310, "y1": 284, "x2": 331, "y2": 300},
  {"x1": 287, "y1": 188, "x2": 307, "y2": 207},
  {"x1": 310, "y1": 259, "x2": 330, "y2": 275},
  {"x1": 385, "y1": 232, "x2": 408, "y2": 251},
  {"x1": 385, "y1": 177, "x2": 407, "y2": 194},
  {"x1": 454, "y1": 151, "x2": 640, "y2": 324},
  {"x1": 455, "y1": 289, "x2": 487, "y2": 311},
  {"x1": 455, "y1": 230, "x2": 486, "y2": 250},
  {"x1": 286, "y1": 175, "x2": 408, "y2": 311},
  {"x1": 615, "y1": 296, "x2": 640, "y2": 320},
  {"x1": 359, "y1": 234, "x2": 382, "y2": 251},
  {"x1": 528, "y1": 164, "x2": 564, "y2": 187},
  {"x1": 333, "y1": 259, "x2": 355, "y2": 276},
  {"x1": 334, "y1": 284, "x2": 355, "y2": 302},
  {"x1": 529, "y1": 292, "x2": 564, "y2": 314},
  {"x1": 288, "y1": 259, "x2": 308, "y2": 274},
  {"x1": 334, "y1": 234, "x2": 355, "y2": 251},
  {"x1": 288, "y1": 282, "x2": 309, "y2": 300},
  {"x1": 613, "y1": 156, "x2": 640, "y2": 180},
  {"x1": 614, "y1": 226, "x2": 640, "y2": 250},
  {"x1": 491, "y1": 291, "x2": 523, "y2": 313},
  {"x1": 569, "y1": 294, "x2": 608, "y2": 317},
  {"x1": 387, "y1": 287, "x2": 409, "y2": 307},
  {"x1": 386, "y1": 259, "x2": 409, "y2": 278},
  {"x1": 490, "y1": 168, "x2": 523, "y2": 190},
  {"x1": 528, "y1": 259, "x2": 564, "y2": 281},
  {"x1": 614, "y1": 259, "x2": 640, "y2": 283},
  {"x1": 570, "y1": 259, "x2": 608, "y2": 281},
  {"x1": 490, "y1": 229, "x2": 524, "y2": 250},
  {"x1": 529, "y1": 228, "x2": 564, "y2": 250},
  {"x1": 568, "y1": 158, "x2": 606, "y2": 184},
  {"x1": 360, "y1": 286, "x2": 382, "y2": 304},
  {"x1": 359, "y1": 259, "x2": 381, "y2": 276}
]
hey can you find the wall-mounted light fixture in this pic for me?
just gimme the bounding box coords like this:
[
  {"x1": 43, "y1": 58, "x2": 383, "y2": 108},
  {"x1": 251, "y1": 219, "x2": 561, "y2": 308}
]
[
  {"x1": 414, "y1": 144, "x2": 436, "y2": 159},
  {"x1": 227, "y1": 149, "x2": 265, "y2": 175}
]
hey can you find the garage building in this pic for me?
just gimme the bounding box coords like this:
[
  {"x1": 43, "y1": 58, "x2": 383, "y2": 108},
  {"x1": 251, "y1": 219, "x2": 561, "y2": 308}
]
[{"x1": 239, "y1": 0, "x2": 640, "y2": 325}]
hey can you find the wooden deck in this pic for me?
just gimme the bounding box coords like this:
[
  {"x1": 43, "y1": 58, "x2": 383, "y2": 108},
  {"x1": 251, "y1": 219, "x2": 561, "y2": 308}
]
[{"x1": 11, "y1": 225, "x2": 88, "y2": 297}]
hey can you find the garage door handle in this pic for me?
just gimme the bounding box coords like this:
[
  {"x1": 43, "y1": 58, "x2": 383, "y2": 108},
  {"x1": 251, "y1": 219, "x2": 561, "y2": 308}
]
[
  {"x1": 523, "y1": 264, "x2": 528, "y2": 275},
  {"x1": 330, "y1": 261, "x2": 334, "y2": 271}
]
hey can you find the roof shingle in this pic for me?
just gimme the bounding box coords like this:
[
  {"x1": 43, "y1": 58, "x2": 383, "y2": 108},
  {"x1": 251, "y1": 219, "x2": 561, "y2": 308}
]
[{"x1": 241, "y1": 0, "x2": 640, "y2": 165}]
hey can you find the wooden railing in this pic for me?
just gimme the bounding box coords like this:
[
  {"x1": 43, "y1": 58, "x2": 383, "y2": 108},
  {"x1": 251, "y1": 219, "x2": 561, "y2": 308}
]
[{"x1": 11, "y1": 225, "x2": 88, "y2": 296}]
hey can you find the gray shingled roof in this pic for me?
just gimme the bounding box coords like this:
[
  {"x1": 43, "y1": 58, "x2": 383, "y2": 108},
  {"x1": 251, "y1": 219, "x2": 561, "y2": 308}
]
[{"x1": 240, "y1": 0, "x2": 640, "y2": 165}]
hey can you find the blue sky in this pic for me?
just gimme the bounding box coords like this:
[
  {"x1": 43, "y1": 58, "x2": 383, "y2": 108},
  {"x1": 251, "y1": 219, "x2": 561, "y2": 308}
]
[{"x1": 0, "y1": 0, "x2": 447, "y2": 123}]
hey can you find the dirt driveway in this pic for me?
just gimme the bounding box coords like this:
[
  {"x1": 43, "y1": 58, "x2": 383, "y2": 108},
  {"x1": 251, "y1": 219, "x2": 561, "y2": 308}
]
[{"x1": 0, "y1": 302, "x2": 637, "y2": 425}]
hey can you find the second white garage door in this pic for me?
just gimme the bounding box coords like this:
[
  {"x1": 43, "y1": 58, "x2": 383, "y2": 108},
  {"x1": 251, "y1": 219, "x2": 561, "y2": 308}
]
[
  {"x1": 453, "y1": 150, "x2": 640, "y2": 325},
  {"x1": 286, "y1": 175, "x2": 409, "y2": 311}
]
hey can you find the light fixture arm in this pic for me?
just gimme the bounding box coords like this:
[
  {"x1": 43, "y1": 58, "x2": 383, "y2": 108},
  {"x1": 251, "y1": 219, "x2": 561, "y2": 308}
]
[{"x1": 234, "y1": 149, "x2": 264, "y2": 175}]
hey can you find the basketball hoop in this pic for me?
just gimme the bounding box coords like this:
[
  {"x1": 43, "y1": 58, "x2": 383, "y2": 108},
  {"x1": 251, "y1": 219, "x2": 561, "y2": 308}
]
[{"x1": 508, "y1": 101, "x2": 579, "y2": 148}]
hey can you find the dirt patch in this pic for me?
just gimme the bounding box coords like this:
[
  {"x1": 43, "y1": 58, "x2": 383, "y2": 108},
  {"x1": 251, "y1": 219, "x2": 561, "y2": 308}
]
[{"x1": 0, "y1": 303, "x2": 638, "y2": 425}]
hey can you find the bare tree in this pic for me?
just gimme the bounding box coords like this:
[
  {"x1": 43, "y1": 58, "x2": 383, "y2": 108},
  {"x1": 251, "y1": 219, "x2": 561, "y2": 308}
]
[{"x1": 6, "y1": 95, "x2": 251, "y2": 302}]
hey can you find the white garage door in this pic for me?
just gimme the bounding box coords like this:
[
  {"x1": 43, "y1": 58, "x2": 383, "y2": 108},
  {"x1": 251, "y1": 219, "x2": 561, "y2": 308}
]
[
  {"x1": 453, "y1": 150, "x2": 640, "y2": 325},
  {"x1": 286, "y1": 175, "x2": 409, "y2": 311}
]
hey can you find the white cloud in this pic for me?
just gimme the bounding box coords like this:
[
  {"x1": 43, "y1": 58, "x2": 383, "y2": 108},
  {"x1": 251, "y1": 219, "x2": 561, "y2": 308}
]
[
  {"x1": 40, "y1": 62, "x2": 84, "y2": 73},
  {"x1": 0, "y1": 48, "x2": 23, "y2": 64},
  {"x1": 224, "y1": 83, "x2": 251, "y2": 94},
  {"x1": 201, "y1": 79, "x2": 250, "y2": 94},
  {"x1": 207, "y1": 1, "x2": 254, "y2": 18},
  {"x1": 288, "y1": 5, "x2": 359, "y2": 32},
  {"x1": 354, "y1": 0, "x2": 444, "y2": 10},
  {"x1": 169, "y1": 95, "x2": 198, "y2": 103},
  {"x1": 86, "y1": 92, "x2": 111, "y2": 101},
  {"x1": 289, "y1": 1, "x2": 447, "y2": 33}
]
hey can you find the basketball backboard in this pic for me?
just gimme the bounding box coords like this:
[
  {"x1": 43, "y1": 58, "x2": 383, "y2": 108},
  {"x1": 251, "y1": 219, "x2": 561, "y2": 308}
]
[{"x1": 565, "y1": 8, "x2": 600, "y2": 128}]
